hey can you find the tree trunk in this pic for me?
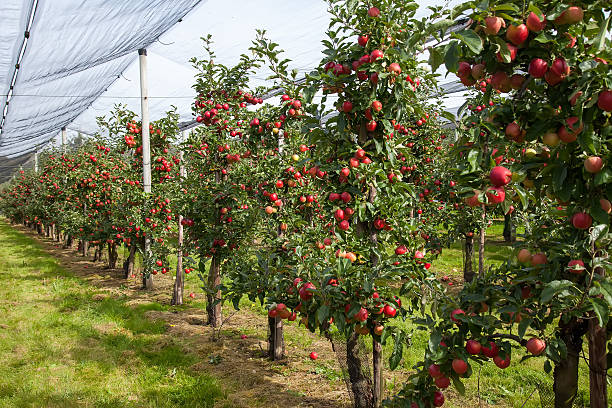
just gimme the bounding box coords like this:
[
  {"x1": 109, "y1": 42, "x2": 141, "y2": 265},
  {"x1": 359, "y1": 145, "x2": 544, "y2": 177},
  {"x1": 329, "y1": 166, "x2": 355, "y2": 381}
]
[
  {"x1": 553, "y1": 318, "x2": 588, "y2": 408},
  {"x1": 107, "y1": 243, "x2": 118, "y2": 269},
  {"x1": 463, "y1": 233, "x2": 475, "y2": 283},
  {"x1": 346, "y1": 333, "x2": 374, "y2": 408},
  {"x1": 588, "y1": 255, "x2": 608, "y2": 408},
  {"x1": 372, "y1": 338, "x2": 383, "y2": 407},
  {"x1": 503, "y1": 213, "x2": 516, "y2": 242},
  {"x1": 64, "y1": 234, "x2": 73, "y2": 249},
  {"x1": 478, "y1": 205, "x2": 486, "y2": 277},
  {"x1": 207, "y1": 254, "x2": 222, "y2": 327},
  {"x1": 82, "y1": 240, "x2": 89, "y2": 257},
  {"x1": 268, "y1": 316, "x2": 285, "y2": 360},
  {"x1": 93, "y1": 246, "x2": 100, "y2": 262},
  {"x1": 171, "y1": 217, "x2": 185, "y2": 306},
  {"x1": 123, "y1": 245, "x2": 136, "y2": 279}
]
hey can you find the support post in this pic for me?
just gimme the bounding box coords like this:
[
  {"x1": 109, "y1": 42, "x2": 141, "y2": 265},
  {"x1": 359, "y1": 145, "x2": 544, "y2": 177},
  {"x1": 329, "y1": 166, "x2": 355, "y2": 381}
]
[
  {"x1": 172, "y1": 131, "x2": 187, "y2": 306},
  {"x1": 34, "y1": 150, "x2": 39, "y2": 173},
  {"x1": 61, "y1": 127, "x2": 67, "y2": 154},
  {"x1": 139, "y1": 48, "x2": 153, "y2": 290}
]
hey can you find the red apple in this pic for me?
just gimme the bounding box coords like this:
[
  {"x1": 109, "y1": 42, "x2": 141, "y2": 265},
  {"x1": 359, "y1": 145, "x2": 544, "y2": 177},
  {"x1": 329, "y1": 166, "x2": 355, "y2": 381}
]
[
  {"x1": 598, "y1": 90, "x2": 612, "y2": 111},
  {"x1": 600, "y1": 198, "x2": 611, "y2": 214},
  {"x1": 434, "y1": 375, "x2": 450, "y2": 389},
  {"x1": 528, "y1": 58, "x2": 548, "y2": 78},
  {"x1": 368, "y1": 7, "x2": 380, "y2": 18},
  {"x1": 452, "y1": 359, "x2": 468, "y2": 375},
  {"x1": 428, "y1": 363, "x2": 443, "y2": 378},
  {"x1": 309, "y1": 351, "x2": 318, "y2": 360},
  {"x1": 506, "y1": 24, "x2": 529, "y2": 46},
  {"x1": 466, "y1": 340, "x2": 482, "y2": 355},
  {"x1": 471, "y1": 63, "x2": 486, "y2": 80},
  {"x1": 450, "y1": 308, "x2": 465, "y2": 323},
  {"x1": 338, "y1": 220, "x2": 350, "y2": 231},
  {"x1": 342, "y1": 101, "x2": 353, "y2": 113},
  {"x1": 567, "y1": 259, "x2": 585, "y2": 274},
  {"x1": 490, "y1": 166, "x2": 512, "y2": 187},
  {"x1": 558, "y1": 117, "x2": 583, "y2": 143},
  {"x1": 433, "y1": 391, "x2": 445, "y2": 407},
  {"x1": 584, "y1": 156, "x2": 603, "y2": 173},
  {"x1": 551, "y1": 57, "x2": 570, "y2": 77},
  {"x1": 517, "y1": 248, "x2": 532, "y2": 264},
  {"x1": 526, "y1": 12, "x2": 546, "y2": 32},
  {"x1": 457, "y1": 61, "x2": 472, "y2": 78},
  {"x1": 383, "y1": 304, "x2": 397, "y2": 317},
  {"x1": 493, "y1": 355, "x2": 511, "y2": 369},
  {"x1": 486, "y1": 186, "x2": 506, "y2": 204},
  {"x1": 531, "y1": 252, "x2": 548, "y2": 266},
  {"x1": 526, "y1": 338, "x2": 546, "y2": 356},
  {"x1": 388, "y1": 62, "x2": 401, "y2": 75},
  {"x1": 572, "y1": 212, "x2": 592, "y2": 230},
  {"x1": 357, "y1": 35, "x2": 369, "y2": 47},
  {"x1": 484, "y1": 16, "x2": 504, "y2": 35},
  {"x1": 555, "y1": 7, "x2": 583, "y2": 25},
  {"x1": 482, "y1": 342, "x2": 499, "y2": 358},
  {"x1": 395, "y1": 245, "x2": 407, "y2": 255}
]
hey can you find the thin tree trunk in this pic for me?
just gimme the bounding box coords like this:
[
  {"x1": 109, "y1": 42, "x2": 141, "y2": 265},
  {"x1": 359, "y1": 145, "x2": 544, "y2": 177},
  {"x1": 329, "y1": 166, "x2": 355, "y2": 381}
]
[
  {"x1": 64, "y1": 234, "x2": 73, "y2": 249},
  {"x1": 107, "y1": 243, "x2": 118, "y2": 269},
  {"x1": 553, "y1": 318, "x2": 588, "y2": 408},
  {"x1": 478, "y1": 205, "x2": 486, "y2": 277},
  {"x1": 346, "y1": 333, "x2": 374, "y2": 408},
  {"x1": 502, "y1": 213, "x2": 516, "y2": 242},
  {"x1": 123, "y1": 245, "x2": 136, "y2": 279},
  {"x1": 268, "y1": 316, "x2": 285, "y2": 360},
  {"x1": 463, "y1": 233, "x2": 475, "y2": 283},
  {"x1": 82, "y1": 240, "x2": 89, "y2": 257},
  {"x1": 207, "y1": 254, "x2": 222, "y2": 327},
  {"x1": 372, "y1": 338, "x2": 383, "y2": 407},
  {"x1": 142, "y1": 237, "x2": 153, "y2": 289},
  {"x1": 588, "y1": 259, "x2": 608, "y2": 408}
]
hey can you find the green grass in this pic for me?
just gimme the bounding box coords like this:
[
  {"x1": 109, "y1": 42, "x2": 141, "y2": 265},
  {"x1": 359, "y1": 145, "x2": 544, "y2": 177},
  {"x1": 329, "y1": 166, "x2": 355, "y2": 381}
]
[{"x1": 0, "y1": 220, "x2": 227, "y2": 408}]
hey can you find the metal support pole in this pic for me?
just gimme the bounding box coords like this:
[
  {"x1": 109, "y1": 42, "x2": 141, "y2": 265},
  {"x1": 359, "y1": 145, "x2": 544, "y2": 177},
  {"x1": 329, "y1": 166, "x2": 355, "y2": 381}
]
[
  {"x1": 139, "y1": 48, "x2": 153, "y2": 290},
  {"x1": 34, "y1": 150, "x2": 39, "y2": 172},
  {"x1": 61, "y1": 127, "x2": 67, "y2": 154},
  {"x1": 172, "y1": 130, "x2": 188, "y2": 305}
]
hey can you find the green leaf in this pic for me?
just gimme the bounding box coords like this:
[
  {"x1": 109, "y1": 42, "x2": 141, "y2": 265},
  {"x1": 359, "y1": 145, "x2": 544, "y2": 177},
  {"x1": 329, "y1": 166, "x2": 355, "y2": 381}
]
[
  {"x1": 490, "y1": 36, "x2": 510, "y2": 63},
  {"x1": 452, "y1": 30, "x2": 483, "y2": 54},
  {"x1": 513, "y1": 185, "x2": 528, "y2": 210},
  {"x1": 518, "y1": 317, "x2": 533, "y2": 339},
  {"x1": 593, "y1": 14, "x2": 611, "y2": 52},
  {"x1": 428, "y1": 47, "x2": 445, "y2": 73},
  {"x1": 316, "y1": 305, "x2": 329, "y2": 325},
  {"x1": 594, "y1": 168, "x2": 612, "y2": 186},
  {"x1": 544, "y1": 360, "x2": 552, "y2": 374},
  {"x1": 590, "y1": 224, "x2": 609, "y2": 243},
  {"x1": 452, "y1": 376, "x2": 466, "y2": 395},
  {"x1": 540, "y1": 280, "x2": 574, "y2": 303},
  {"x1": 389, "y1": 331, "x2": 405, "y2": 370},
  {"x1": 589, "y1": 298, "x2": 609, "y2": 327},
  {"x1": 493, "y1": 3, "x2": 519, "y2": 12},
  {"x1": 552, "y1": 166, "x2": 567, "y2": 192},
  {"x1": 444, "y1": 41, "x2": 460, "y2": 73}
]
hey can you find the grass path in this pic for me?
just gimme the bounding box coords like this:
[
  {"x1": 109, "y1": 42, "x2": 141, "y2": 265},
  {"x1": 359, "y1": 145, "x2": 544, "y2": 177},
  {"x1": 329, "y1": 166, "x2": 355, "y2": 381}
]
[{"x1": 0, "y1": 221, "x2": 348, "y2": 408}]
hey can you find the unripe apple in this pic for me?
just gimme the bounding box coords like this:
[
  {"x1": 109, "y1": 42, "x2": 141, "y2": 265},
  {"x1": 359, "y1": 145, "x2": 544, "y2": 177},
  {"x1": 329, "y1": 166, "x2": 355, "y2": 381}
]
[
  {"x1": 471, "y1": 63, "x2": 486, "y2": 80},
  {"x1": 542, "y1": 132, "x2": 560, "y2": 147}
]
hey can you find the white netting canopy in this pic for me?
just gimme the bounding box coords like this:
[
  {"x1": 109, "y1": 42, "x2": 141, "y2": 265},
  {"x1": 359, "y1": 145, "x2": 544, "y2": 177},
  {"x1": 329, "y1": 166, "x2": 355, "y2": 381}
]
[{"x1": 0, "y1": 0, "x2": 467, "y2": 181}]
